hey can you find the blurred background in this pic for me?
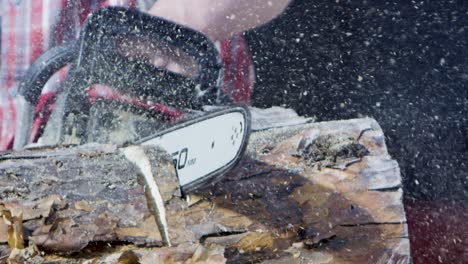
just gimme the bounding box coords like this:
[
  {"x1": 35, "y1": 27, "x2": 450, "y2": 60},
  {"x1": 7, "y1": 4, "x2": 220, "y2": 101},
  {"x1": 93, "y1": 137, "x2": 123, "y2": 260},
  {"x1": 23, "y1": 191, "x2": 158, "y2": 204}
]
[{"x1": 246, "y1": 0, "x2": 467, "y2": 263}]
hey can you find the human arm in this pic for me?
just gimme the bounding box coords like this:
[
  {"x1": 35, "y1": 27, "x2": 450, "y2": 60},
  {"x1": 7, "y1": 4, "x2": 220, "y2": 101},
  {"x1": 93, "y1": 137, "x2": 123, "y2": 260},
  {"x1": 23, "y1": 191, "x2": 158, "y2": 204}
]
[{"x1": 148, "y1": 0, "x2": 292, "y2": 41}]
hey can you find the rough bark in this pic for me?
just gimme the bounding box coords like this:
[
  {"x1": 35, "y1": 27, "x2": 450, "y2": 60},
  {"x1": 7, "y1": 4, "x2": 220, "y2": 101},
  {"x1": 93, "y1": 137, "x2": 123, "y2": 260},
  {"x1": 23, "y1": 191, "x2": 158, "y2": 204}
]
[{"x1": 0, "y1": 117, "x2": 410, "y2": 263}]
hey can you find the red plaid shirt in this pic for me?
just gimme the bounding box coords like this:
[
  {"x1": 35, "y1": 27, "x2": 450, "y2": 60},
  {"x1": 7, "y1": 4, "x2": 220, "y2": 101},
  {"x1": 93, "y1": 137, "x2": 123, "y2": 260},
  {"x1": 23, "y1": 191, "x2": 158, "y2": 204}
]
[{"x1": 0, "y1": 0, "x2": 254, "y2": 150}]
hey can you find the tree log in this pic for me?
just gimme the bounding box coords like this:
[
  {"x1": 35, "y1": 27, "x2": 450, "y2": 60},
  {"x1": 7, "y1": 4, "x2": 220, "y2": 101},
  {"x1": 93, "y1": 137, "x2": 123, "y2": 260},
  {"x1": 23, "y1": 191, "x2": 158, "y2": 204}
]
[{"x1": 0, "y1": 113, "x2": 410, "y2": 263}]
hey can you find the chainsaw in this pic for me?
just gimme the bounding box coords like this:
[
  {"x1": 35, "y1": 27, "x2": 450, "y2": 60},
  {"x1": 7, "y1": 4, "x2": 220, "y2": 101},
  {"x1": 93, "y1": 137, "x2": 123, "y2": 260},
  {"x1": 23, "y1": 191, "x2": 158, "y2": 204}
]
[{"x1": 13, "y1": 7, "x2": 250, "y2": 193}]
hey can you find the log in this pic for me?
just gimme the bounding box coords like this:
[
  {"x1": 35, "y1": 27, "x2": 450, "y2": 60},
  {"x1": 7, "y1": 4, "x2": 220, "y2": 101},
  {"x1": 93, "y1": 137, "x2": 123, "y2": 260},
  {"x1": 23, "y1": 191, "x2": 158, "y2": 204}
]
[{"x1": 0, "y1": 109, "x2": 410, "y2": 263}]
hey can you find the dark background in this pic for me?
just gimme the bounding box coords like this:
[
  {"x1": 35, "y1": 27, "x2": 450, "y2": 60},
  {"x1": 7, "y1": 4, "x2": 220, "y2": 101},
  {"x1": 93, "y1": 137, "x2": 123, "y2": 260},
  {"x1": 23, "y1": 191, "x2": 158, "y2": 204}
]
[{"x1": 246, "y1": 0, "x2": 467, "y2": 263}]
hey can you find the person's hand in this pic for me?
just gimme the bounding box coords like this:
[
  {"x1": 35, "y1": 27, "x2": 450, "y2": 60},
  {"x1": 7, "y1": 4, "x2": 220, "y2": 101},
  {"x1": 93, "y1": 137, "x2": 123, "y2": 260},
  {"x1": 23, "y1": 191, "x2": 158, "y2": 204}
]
[
  {"x1": 148, "y1": 0, "x2": 291, "y2": 41},
  {"x1": 117, "y1": 37, "x2": 198, "y2": 77},
  {"x1": 118, "y1": 0, "x2": 292, "y2": 78}
]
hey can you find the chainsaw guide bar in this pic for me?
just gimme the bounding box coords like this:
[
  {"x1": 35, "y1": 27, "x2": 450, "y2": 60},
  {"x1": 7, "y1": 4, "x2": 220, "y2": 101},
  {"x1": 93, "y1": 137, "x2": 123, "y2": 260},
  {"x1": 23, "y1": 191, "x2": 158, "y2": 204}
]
[{"x1": 135, "y1": 106, "x2": 251, "y2": 193}]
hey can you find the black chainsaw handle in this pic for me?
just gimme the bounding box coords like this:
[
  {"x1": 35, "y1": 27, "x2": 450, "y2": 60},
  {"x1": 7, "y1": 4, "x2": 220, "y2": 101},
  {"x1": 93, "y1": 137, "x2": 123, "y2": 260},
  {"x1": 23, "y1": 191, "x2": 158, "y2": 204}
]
[
  {"x1": 19, "y1": 7, "x2": 223, "y2": 108},
  {"x1": 18, "y1": 43, "x2": 76, "y2": 106},
  {"x1": 13, "y1": 43, "x2": 76, "y2": 149},
  {"x1": 69, "y1": 7, "x2": 222, "y2": 109},
  {"x1": 94, "y1": 6, "x2": 222, "y2": 91}
]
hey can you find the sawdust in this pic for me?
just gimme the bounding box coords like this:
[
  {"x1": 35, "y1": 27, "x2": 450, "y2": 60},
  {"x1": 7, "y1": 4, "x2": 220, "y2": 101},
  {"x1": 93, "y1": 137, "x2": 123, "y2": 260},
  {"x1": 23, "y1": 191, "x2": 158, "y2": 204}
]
[{"x1": 294, "y1": 134, "x2": 370, "y2": 170}]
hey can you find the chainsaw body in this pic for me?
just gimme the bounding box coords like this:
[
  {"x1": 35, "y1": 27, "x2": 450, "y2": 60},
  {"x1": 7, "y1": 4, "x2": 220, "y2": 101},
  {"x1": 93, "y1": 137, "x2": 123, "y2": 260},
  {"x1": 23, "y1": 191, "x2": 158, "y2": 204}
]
[
  {"x1": 14, "y1": 7, "x2": 251, "y2": 192},
  {"x1": 15, "y1": 7, "x2": 227, "y2": 148}
]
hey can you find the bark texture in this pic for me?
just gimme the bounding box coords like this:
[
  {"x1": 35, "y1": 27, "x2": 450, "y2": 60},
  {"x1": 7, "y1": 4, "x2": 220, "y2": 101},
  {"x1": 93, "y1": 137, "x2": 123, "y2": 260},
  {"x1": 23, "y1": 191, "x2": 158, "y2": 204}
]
[{"x1": 0, "y1": 117, "x2": 410, "y2": 263}]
